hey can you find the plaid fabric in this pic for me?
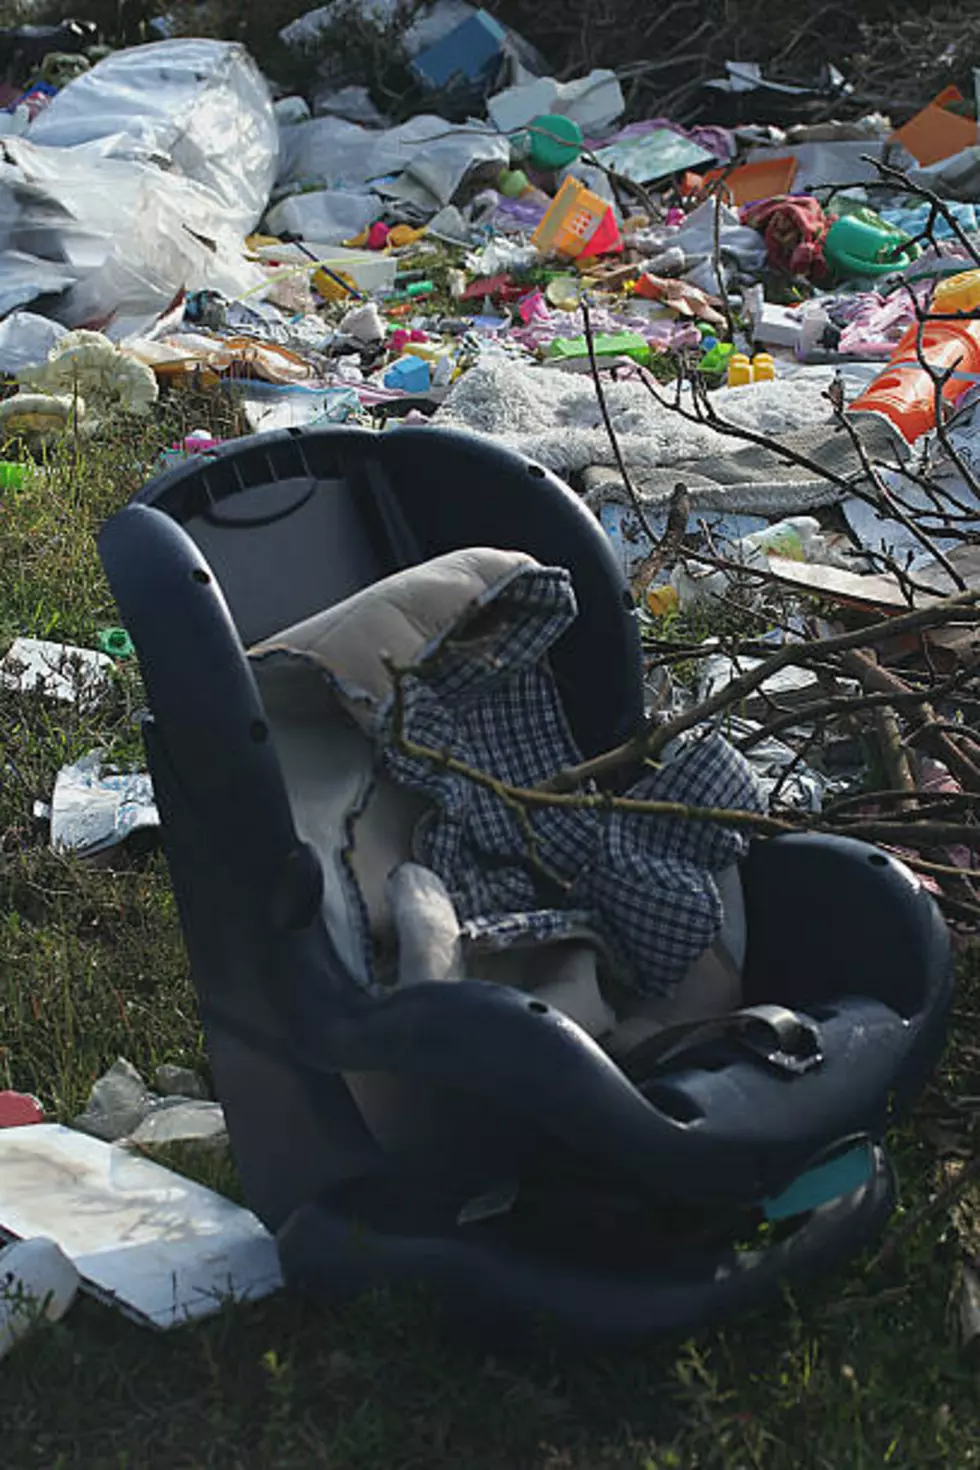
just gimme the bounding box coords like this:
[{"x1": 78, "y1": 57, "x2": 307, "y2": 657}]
[{"x1": 377, "y1": 565, "x2": 765, "y2": 996}]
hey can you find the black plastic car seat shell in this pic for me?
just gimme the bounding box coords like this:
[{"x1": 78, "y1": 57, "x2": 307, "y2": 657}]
[{"x1": 97, "y1": 426, "x2": 954, "y2": 1345}]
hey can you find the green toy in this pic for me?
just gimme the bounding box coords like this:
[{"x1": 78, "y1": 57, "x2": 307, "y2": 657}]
[
  {"x1": 97, "y1": 627, "x2": 135, "y2": 660},
  {"x1": 547, "y1": 332, "x2": 651, "y2": 367},
  {"x1": 825, "y1": 212, "x2": 918, "y2": 280},
  {"x1": 699, "y1": 342, "x2": 735, "y2": 375}
]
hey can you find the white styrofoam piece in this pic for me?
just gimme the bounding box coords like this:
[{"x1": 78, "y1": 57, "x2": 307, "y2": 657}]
[
  {"x1": 0, "y1": 637, "x2": 114, "y2": 704},
  {"x1": 0, "y1": 1237, "x2": 80, "y2": 1361},
  {"x1": 0, "y1": 1125, "x2": 283, "y2": 1329}
]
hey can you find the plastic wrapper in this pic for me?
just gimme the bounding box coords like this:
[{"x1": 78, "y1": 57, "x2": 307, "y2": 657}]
[{"x1": 50, "y1": 751, "x2": 159, "y2": 858}]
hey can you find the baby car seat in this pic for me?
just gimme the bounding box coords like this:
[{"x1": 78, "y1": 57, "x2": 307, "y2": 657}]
[{"x1": 98, "y1": 426, "x2": 952, "y2": 1345}]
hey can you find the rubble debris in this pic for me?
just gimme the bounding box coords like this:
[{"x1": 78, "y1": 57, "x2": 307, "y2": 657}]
[{"x1": 73, "y1": 1057, "x2": 226, "y2": 1153}]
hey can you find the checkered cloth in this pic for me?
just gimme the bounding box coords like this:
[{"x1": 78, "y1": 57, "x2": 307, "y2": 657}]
[{"x1": 378, "y1": 564, "x2": 765, "y2": 996}]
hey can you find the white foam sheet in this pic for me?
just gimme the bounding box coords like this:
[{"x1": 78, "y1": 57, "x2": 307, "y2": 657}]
[{"x1": 0, "y1": 1126, "x2": 283, "y2": 1329}]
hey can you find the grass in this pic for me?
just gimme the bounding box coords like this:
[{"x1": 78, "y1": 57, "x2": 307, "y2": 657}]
[{"x1": 1, "y1": 406, "x2": 979, "y2": 1469}]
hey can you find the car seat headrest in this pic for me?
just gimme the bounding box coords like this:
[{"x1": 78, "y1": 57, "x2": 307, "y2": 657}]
[{"x1": 248, "y1": 548, "x2": 537, "y2": 727}]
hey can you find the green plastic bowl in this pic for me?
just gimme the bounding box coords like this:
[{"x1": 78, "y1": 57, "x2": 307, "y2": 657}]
[{"x1": 825, "y1": 215, "x2": 916, "y2": 279}]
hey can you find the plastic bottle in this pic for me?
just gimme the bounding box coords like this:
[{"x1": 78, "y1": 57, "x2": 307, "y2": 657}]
[
  {"x1": 0, "y1": 1238, "x2": 79, "y2": 1361},
  {"x1": 848, "y1": 313, "x2": 980, "y2": 443}
]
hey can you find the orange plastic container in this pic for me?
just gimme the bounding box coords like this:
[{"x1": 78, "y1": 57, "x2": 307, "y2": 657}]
[
  {"x1": 531, "y1": 176, "x2": 621, "y2": 260},
  {"x1": 700, "y1": 155, "x2": 798, "y2": 207},
  {"x1": 847, "y1": 316, "x2": 980, "y2": 443}
]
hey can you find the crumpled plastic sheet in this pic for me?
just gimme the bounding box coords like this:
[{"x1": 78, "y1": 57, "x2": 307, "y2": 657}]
[
  {"x1": 276, "y1": 111, "x2": 508, "y2": 212},
  {"x1": 50, "y1": 751, "x2": 159, "y2": 859},
  {"x1": 0, "y1": 250, "x2": 77, "y2": 316},
  {"x1": 0, "y1": 40, "x2": 276, "y2": 333},
  {"x1": 27, "y1": 38, "x2": 277, "y2": 235},
  {"x1": 0, "y1": 310, "x2": 66, "y2": 373}
]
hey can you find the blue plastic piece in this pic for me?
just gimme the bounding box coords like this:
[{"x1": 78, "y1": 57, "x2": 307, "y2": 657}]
[
  {"x1": 410, "y1": 10, "x2": 508, "y2": 90},
  {"x1": 384, "y1": 356, "x2": 432, "y2": 393},
  {"x1": 763, "y1": 1142, "x2": 876, "y2": 1222}
]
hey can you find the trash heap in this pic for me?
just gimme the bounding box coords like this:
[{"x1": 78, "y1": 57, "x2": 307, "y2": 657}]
[{"x1": 3, "y1": 9, "x2": 980, "y2": 911}]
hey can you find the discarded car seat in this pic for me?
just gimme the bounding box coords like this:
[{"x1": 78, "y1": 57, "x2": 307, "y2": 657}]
[{"x1": 98, "y1": 425, "x2": 953, "y2": 1345}]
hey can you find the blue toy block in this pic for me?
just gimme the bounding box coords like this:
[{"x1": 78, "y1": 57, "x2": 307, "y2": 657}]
[{"x1": 384, "y1": 356, "x2": 432, "y2": 393}]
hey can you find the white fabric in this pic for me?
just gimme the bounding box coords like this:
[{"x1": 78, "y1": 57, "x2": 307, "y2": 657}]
[{"x1": 436, "y1": 358, "x2": 862, "y2": 488}]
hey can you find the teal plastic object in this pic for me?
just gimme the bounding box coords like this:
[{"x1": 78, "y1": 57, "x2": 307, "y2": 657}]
[
  {"x1": 763, "y1": 1141, "x2": 875, "y2": 1222},
  {"x1": 547, "y1": 331, "x2": 651, "y2": 367},
  {"x1": 384, "y1": 356, "x2": 432, "y2": 393},
  {"x1": 97, "y1": 627, "x2": 135, "y2": 660},
  {"x1": 825, "y1": 213, "x2": 917, "y2": 280},
  {"x1": 528, "y1": 114, "x2": 583, "y2": 171}
]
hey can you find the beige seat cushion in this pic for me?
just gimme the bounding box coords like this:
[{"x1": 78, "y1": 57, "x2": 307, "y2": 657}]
[
  {"x1": 250, "y1": 547, "x2": 536, "y2": 728},
  {"x1": 249, "y1": 548, "x2": 746, "y2": 1039}
]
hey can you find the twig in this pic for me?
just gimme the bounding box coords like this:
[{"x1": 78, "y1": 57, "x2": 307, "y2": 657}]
[
  {"x1": 540, "y1": 589, "x2": 980, "y2": 794},
  {"x1": 832, "y1": 396, "x2": 968, "y2": 592},
  {"x1": 871, "y1": 157, "x2": 980, "y2": 268},
  {"x1": 842, "y1": 649, "x2": 980, "y2": 792},
  {"x1": 580, "y1": 297, "x2": 660, "y2": 545},
  {"x1": 711, "y1": 182, "x2": 736, "y2": 339},
  {"x1": 737, "y1": 676, "x2": 967, "y2": 752}
]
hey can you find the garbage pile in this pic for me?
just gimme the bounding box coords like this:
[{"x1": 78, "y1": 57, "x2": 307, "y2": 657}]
[{"x1": 2, "y1": 10, "x2": 980, "y2": 916}]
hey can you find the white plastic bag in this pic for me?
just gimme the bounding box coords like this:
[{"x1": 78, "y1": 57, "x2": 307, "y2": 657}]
[
  {"x1": 0, "y1": 311, "x2": 67, "y2": 374},
  {"x1": 0, "y1": 41, "x2": 276, "y2": 331},
  {"x1": 27, "y1": 39, "x2": 278, "y2": 236}
]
